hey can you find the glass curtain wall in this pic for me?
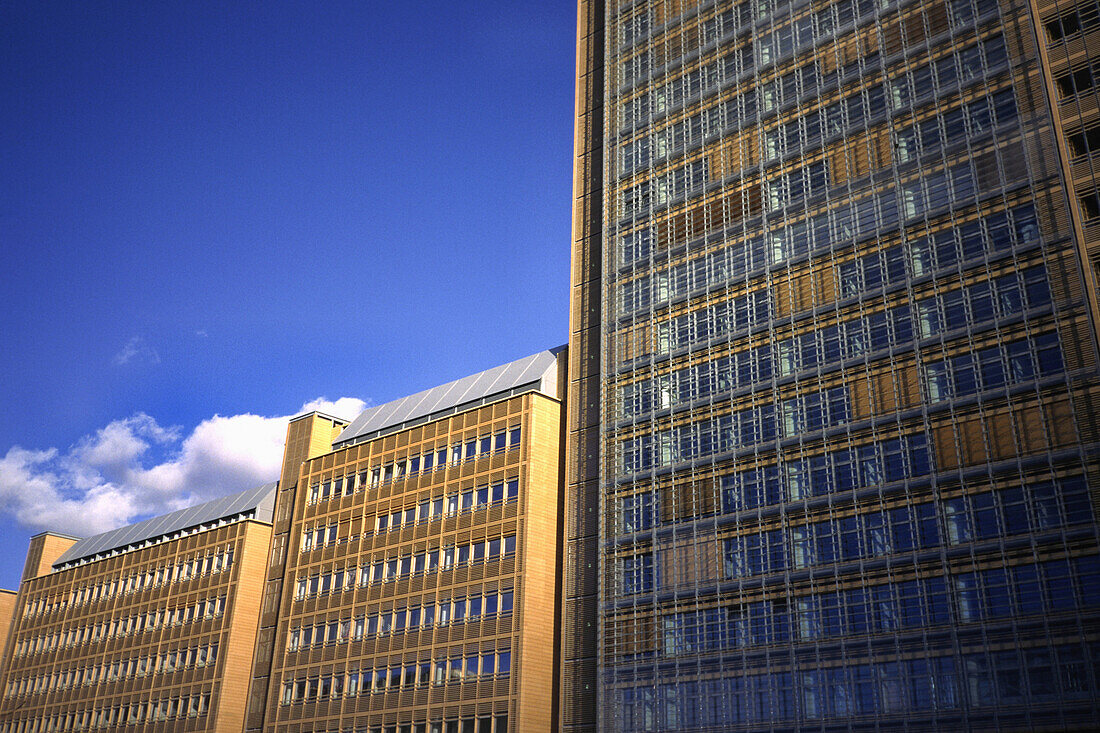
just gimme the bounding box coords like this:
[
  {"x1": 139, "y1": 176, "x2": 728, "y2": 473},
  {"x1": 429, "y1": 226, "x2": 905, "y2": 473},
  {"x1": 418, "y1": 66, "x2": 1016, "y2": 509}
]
[{"x1": 597, "y1": 0, "x2": 1100, "y2": 728}]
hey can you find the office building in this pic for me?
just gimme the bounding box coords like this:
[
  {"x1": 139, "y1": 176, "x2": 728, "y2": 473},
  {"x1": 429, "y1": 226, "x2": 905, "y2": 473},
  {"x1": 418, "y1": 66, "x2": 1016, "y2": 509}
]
[
  {"x1": 251, "y1": 347, "x2": 567, "y2": 733},
  {"x1": 0, "y1": 348, "x2": 568, "y2": 733},
  {"x1": 0, "y1": 484, "x2": 277, "y2": 732},
  {"x1": 569, "y1": 0, "x2": 1100, "y2": 729}
]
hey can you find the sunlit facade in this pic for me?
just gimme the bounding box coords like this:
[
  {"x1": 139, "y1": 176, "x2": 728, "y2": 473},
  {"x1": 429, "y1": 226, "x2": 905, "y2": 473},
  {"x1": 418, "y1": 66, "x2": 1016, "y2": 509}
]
[
  {"x1": 0, "y1": 486, "x2": 277, "y2": 733},
  {"x1": 250, "y1": 349, "x2": 567, "y2": 733}
]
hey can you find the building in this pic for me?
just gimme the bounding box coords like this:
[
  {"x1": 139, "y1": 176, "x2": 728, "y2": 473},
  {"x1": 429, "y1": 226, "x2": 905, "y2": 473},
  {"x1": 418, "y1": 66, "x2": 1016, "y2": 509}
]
[
  {"x1": 251, "y1": 347, "x2": 568, "y2": 733},
  {"x1": 0, "y1": 484, "x2": 278, "y2": 732},
  {"x1": 569, "y1": 0, "x2": 1100, "y2": 730},
  {"x1": 0, "y1": 347, "x2": 569, "y2": 733}
]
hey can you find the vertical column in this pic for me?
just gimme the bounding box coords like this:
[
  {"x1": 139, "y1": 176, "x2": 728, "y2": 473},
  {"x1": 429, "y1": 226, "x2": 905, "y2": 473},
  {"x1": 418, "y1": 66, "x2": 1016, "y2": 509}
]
[
  {"x1": 563, "y1": 1, "x2": 604, "y2": 731},
  {"x1": 245, "y1": 412, "x2": 346, "y2": 731}
]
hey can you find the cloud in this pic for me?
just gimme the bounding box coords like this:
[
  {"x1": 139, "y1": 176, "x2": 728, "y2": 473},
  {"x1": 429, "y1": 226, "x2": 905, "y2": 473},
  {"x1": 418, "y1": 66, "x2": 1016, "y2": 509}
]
[
  {"x1": 113, "y1": 336, "x2": 160, "y2": 366},
  {"x1": 0, "y1": 397, "x2": 366, "y2": 538}
]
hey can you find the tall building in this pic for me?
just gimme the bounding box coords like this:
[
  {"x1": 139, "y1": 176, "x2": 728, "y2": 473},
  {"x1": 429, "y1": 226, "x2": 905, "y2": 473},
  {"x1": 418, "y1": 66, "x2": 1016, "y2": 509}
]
[
  {"x1": 570, "y1": 0, "x2": 1100, "y2": 729},
  {"x1": 0, "y1": 484, "x2": 277, "y2": 732}
]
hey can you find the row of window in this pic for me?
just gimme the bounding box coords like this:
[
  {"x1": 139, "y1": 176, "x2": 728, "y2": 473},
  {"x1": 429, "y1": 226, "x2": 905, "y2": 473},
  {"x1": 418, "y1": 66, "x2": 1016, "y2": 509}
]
[
  {"x1": 614, "y1": 0, "x2": 797, "y2": 50},
  {"x1": 620, "y1": 20, "x2": 1007, "y2": 228},
  {"x1": 621, "y1": 348, "x2": 924, "y2": 468},
  {"x1": 618, "y1": 173, "x2": 1032, "y2": 323},
  {"x1": 620, "y1": 263, "x2": 1054, "y2": 459},
  {"x1": 761, "y1": 73, "x2": 894, "y2": 166},
  {"x1": 307, "y1": 429, "x2": 521, "y2": 505},
  {"x1": 729, "y1": 476, "x2": 1087, "y2": 580},
  {"x1": 650, "y1": 288, "x2": 772, "y2": 355},
  {"x1": 375, "y1": 479, "x2": 519, "y2": 533},
  {"x1": 25, "y1": 546, "x2": 233, "y2": 620},
  {"x1": 617, "y1": 640, "x2": 1100, "y2": 728},
  {"x1": 780, "y1": 385, "x2": 850, "y2": 437},
  {"x1": 311, "y1": 716, "x2": 509, "y2": 733},
  {"x1": 619, "y1": 159, "x2": 708, "y2": 220},
  {"x1": 620, "y1": 195, "x2": 1038, "y2": 405},
  {"x1": 619, "y1": 0, "x2": 886, "y2": 88},
  {"x1": 624, "y1": 49, "x2": 1002, "y2": 228},
  {"x1": 294, "y1": 536, "x2": 517, "y2": 600},
  {"x1": 624, "y1": 12, "x2": 1003, "y2": 182},
  {"x1": 1, "y1": 694, "x2": 211, "y2": 733},
  {"x1": 617, "y1": 30, "x2": 1012, "y2": 265},
  {"x1": 279, "y1": 650, "x2": 512, "y2": 704},
  {"x1": 5, "y1": 642, "x2": 218, "y2": 699},
  {"x1": 916, "y1": 264, "x2": 1051, "y2": 338},
  {"x1": 617, "y1": 0, "x2": 1001, "y2": 133},
  {"x1": 614, "y1": 658, "x2": 941, "y2": 728},
  {"x1": 619, "y1": 342, "x2": 771, "y2": 418},
  {"x1": 924, "y1": 332, "x2": 1063, "y2": 403},
  {"x1": 942, "y1": 476, "x2": 1091, "y2": 543},
  {"x1": 619, "y1": 476, "x2": 1090, "y2": 593},
  {"x1": 619, "y1": 401, "x2": 778, "y2": 474},
  {"x1": 656, "y1": 575, "x2": 945, "y2": 657},
  {"x1": 619, "y1": 433, "x2": 932, "y2": 535},
  {"x1": 12, "y1": 595, "x2": 225, "y2": 659},
  {"x1": 837, "y1": 203, "x2": 1034, "y2": 301},
  {"x1": 617, "y1": 0, "x2": 757, "y2": 86},
  {"x1": 895, "y1": 88, "x2": 1017, "y2": 166},
  {"x1": 287, "y1": 590, "x2": 514, "y2": 651},
  {"x1": 623, "y1": 157, "x2": 1012, "y2": 364},
  {"x1": 719, "y1": 502, "x2": 939, "y2": 582},
  {"x1": 623, "y1": 44, "x2": 889, "y2": 177},
  {"x1": 654, "y1": 554, "x2": 1100, "y2": 659},
  {"x1": 301, "y1": 479, "x2": 521, "y2": 553}
]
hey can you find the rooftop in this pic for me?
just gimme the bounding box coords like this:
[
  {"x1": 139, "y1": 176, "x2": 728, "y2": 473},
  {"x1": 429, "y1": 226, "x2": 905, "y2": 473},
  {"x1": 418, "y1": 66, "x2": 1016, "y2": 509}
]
[
  {"x1": 52, "y1": 482, "x2": 278, "y2": 568},
  {"x1": 333, "y1": 346, "x2": 565, "y2": 447}
]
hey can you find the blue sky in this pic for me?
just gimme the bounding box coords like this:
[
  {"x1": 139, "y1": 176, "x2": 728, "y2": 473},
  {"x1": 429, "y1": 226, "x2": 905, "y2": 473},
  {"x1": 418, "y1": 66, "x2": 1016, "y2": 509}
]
[{"x1": 0, "y1": 2, "x2": 576, "y2": 588}]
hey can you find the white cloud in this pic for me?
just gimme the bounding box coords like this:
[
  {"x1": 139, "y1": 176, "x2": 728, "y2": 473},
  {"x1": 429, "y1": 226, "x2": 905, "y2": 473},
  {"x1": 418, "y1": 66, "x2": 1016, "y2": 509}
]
[
  {"x1": 113, "y1": 336, "x2": 160, "y2": 366},
  {"x1": 0, "y1": 397, "x2": 366, "y2": 538}
]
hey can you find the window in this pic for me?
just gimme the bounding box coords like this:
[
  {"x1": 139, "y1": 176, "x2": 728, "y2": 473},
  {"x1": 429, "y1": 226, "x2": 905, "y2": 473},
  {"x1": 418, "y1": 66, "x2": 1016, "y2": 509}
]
[
  {"x1": 1079, "y1": 189, "x2": 1100, "y2": 221},
  {"x1": 1056, "y1": 63, "x2": 1099, "y2": 99},
  {"x1": 619, "y1": 553, "x2": 655, "y2": 594},
  {"x1": 1066, "y1": 124, "x2": 1100, "y2": 159},
  {"x1": 1045, "y1": 0, "x2": 1100, "y2": 41},
  {"x1": 619, "y1": 492, "x2": 656, "y2": 532}
]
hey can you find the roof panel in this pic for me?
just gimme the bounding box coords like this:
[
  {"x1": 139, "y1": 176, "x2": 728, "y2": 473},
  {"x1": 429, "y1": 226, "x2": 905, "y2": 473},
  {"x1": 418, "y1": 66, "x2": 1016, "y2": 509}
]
[
  {"x1": 52, "y1": 482, "x2": 278, "y2": 567},
  {"x1": 334, "y1": 346, "x2": 564, "y2": 446}
]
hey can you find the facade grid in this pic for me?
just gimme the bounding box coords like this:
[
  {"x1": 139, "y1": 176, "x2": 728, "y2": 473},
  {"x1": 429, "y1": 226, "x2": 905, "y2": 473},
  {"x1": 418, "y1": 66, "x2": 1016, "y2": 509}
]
[
  {"x1": 0, "y1": 490, "x2": 275, "y2": 733},
  {"x1": 258, "y1": 350, "x2": 567, "y2": 733},
  {"x1": 572, "y1": 0, "x2": 1100, "y2": 729}
]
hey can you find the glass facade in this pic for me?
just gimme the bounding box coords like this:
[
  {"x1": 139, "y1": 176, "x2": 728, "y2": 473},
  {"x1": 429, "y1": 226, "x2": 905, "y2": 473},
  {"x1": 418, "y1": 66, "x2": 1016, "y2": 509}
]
[{"x1": 581, "y1": 0, "x2": 1100, "y2": 728}]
